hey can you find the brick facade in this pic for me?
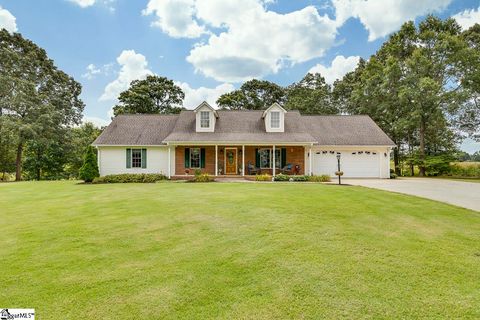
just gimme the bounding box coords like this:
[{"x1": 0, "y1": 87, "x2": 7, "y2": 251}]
[{"x1": 175, "y1": 145, "x2": 305, "y2": 175}]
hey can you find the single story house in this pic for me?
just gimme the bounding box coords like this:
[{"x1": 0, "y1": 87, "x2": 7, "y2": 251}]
[{"x1": 92, "y1": 102, "x2": 395, "y2": 179}]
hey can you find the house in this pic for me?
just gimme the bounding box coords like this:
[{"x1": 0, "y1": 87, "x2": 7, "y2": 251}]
[{"x1": 92, "y1": 102, "x2": 395, "y2": 179}]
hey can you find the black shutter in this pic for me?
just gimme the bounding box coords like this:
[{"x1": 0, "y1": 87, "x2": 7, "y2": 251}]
[
  {"x1": 281, "y1": 148, "x2": 287, "y2": 168},
  {"x1": 184, "y1": 148, "x2": 190, "y2": 168},
  {"x1": 200, "y1": 148, "x2": 206, "y2": 168},
  {"x1": 255, "y1": 148, "x2": 260, "y2": 168}
]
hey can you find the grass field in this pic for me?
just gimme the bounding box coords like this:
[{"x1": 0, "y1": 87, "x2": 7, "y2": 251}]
[{"x1": 1, "y1": 181, "x2": 480, "y2": 319}]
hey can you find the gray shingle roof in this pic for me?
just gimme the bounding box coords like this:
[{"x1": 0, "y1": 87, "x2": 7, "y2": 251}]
[
  {"x1": 303, "y1": 115, "x2": 395, "y2": 146},
  {"x1": 92, "y1": 111, "x2": 395, "y2": 146},
  {"x1": 163, "y1": 110, "x2": 316, "y2": 143},
  {"x1": 93, "y1": 114, "x2": 179, "y2": 146}
]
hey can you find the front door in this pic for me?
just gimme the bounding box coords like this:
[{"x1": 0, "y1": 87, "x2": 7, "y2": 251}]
[{"x1": 225, "y1": 148, "x2": 237, "y2": 175}]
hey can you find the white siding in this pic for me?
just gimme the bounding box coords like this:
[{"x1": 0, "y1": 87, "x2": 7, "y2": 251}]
[
  {"x1": 308, "y1": 146, "x2": 391, "y2": 179},
  {"x1": 97, "y1": 146, "x2": 175, "y2": 176}
]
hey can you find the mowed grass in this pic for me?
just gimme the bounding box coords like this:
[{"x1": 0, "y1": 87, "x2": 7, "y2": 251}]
[{"x1": 1, "y1": 181, "x2": 480, "y2": 319}]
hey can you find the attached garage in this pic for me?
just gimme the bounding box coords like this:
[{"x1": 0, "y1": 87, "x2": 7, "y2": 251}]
[
  {"x1": 303, "y1": 115, "x2": 396, "y2": 179},
  {"x1": 312, "y1": 149, "x2": 387, "y2": 178}
]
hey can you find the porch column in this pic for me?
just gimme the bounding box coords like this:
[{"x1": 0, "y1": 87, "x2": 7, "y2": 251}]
[
  {"x1": 272, "y1": 145, "x2": 276, "y2": 176},
  {"x1": 167, "y1": 145, "x2": 171, "y2": 179},
  {"x1": 242, "y1": 145, "x2": 245, "y2": 176},
  {"x1": 215, "y1": 145, "x2": 218, "y2": 176},
  {"x1": 309, "y1": 144, "x2": 313, "y2": 176}
]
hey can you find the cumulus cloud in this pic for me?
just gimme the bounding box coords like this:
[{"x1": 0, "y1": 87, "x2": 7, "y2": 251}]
[
  {"x1": 99, "y1": 50, "x2": 153, "y2": 101},
  {"x1": 144, "y1": 0, "x2": 338, "y2": 82},
  {"x1": 0, "y1": 5, "x2": 17, "y2": 32},
  {"x1": 332, "y1": 0, "x2": 452, "y2": 41},
  {"x1": 309, "y1": 55, "x2": 360, "y2": 84},
  {"x1": 142, "y1": 0, "x2": 206, "y2": 38},
  {"x1": 177, "y1": 82, "x2": 235, "y2": 109},
  {"x1": 453, "y1": 6, "x2": 480, "y2": 30},
  {"x1": 68, "y1": 0, "x2": 96, "y2": 8}
]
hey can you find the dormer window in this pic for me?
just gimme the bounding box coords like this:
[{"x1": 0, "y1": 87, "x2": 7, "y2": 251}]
[
  {"x1": 271, "y1": 111, "x2": 280, "y2": 128},
  {"x1": 194, "y1": 101, "x2": 218, "y2": 132},
  {"x1": 200, "y1": 111, "x2": 210, "y2": 128},
  {"x1": 262, "y1": 103, "x2": 287, "y2": 133}
]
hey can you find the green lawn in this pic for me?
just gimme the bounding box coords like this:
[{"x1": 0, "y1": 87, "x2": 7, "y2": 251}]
[{"x1": 1, "y1": 181, "x2": 479, "y2": 319}]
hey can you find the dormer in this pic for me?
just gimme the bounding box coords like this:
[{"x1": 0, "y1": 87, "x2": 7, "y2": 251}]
[
  {"x1": 262, "y1": 103, "x2": 286, "y2": 133},
  {"x1": 194, "y1": 101, "x2": 218, "y2": 132}
]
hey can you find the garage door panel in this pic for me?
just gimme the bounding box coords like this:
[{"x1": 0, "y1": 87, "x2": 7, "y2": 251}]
[{"x1": 313, "y1": 150, "x2": 381, "y2": 178}]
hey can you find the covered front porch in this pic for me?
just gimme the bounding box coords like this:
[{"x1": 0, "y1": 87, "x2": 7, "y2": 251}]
[{"x1": 171, "y1": 144, "x2": 311, "y2": 178}]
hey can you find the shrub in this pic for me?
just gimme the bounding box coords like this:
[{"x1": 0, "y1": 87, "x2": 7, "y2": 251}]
[
  {"x1": 194, "y1": 169, "x2": 202, "y2": 177},
  {"x1": 273, "y1": 173, "x2": 290, "y2": 181},
  {"x1": 93, "y1": 173, "x2": 167, "y2": 183},
  {"x1": 79, "y1": 146, "x2": 99, "y2": 183},
  {"x1": 191, "y1": 173, "x2": 215, "y2": 182},
  {"x1": 255, "y1": 174, "x2": 272, "y2": 181},
  {"x1": 390, "y1": 172, "x2": 398, "y2": 179},
  {"x1": 309, "y1": 175, "x2": 331, "y2": 182},
  {"x1": 273, "y1": 174, "x2": 312, "y2": 182}
]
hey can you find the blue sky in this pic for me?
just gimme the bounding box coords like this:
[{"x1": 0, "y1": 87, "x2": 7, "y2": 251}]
[{"x1": 0, "y1": 0, "x2": 479, "y2": 153}]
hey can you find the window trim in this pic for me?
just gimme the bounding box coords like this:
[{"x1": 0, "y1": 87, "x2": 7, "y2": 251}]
[
  {"x1": 190, "y1": 147, "x2": 201, "y2": 169},
  {"x1": 270, "y1": 111, "x2": 280, "y2": 129},
  {"x1": 131, "y1": 148, "x2": 142, "y2": 168},
  {"x1": 200, "y1": 111, "x2": 210, "y2": 128}
]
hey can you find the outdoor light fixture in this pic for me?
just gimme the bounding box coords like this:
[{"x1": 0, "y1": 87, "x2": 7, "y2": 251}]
[{"x1": 336, "y1": 154, "x2": 342, "y2": 185}]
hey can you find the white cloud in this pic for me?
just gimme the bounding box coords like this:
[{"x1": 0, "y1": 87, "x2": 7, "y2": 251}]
[
  {"x1": 453, "y1": 6, "x2": 480, "y2": 30},
  {"x1": 143, "y1": 0, "x2": 206, "y2": 38},
  {"x1": 82, "y1": 116, "x2": 111, "y2": 127},
  {"x1": 99, "y1": 50, "x2": 153, "y2": 101},
  {"x1": 68, "y1": 0, "x2": 96, "y2": 8},
  {"x1": 308, "y1": 55, "x2": 360, "y2": 84},
  {"x1": 177, "y1": 82, "x2": 235, "y2": 109},
  {"x1": 332, "y1": 0, "x2": 452, "y2": 41},
  {"x1": 68, "y1": 0, "x2": 115, "y2": 11},
  {"x1": 82, "y1": 64, "x2": 101, "y2": 79},
  {"x1": 82, "y1": 63, "x2": 115, "y2": 79},
  {"x1": 0, "y1": 5, "x2": 17, "y2": 32},
  {"x1": 144, "y1": 0, "x2": 338, "y2": 82}
]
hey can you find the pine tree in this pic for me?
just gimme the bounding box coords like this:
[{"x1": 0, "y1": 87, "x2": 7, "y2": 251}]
[{"x1": 79, "y1": 146, "x2": 99, "y2": 182}]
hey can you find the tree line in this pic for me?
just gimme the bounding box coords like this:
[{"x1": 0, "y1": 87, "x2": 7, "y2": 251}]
[{"x1": 1, "y1": 15, "x2": 479, "y2": 180}]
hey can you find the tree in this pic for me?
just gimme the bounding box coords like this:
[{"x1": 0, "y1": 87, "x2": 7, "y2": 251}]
[
  {"x1": 113, "y1": 75, "x2": 185, "y2": 116},
  {"x1": 285, "y1": 73, "x2": 338, "y2": 114},
  {"x1": 333, "y1": 17, "x2": 480, "y2": 176},
  {"x1": 65, "y1": 123, "x2": 102, "y2": 178},
  {"x1": 0, "y1": 29, "x2": 84, "y2": 181},
  {"x1": 79, "y1": 146, "x2": 99, "y2": 183},
  {"x1": 217, "y1": 79, "x2": 286, "y2": 110}
]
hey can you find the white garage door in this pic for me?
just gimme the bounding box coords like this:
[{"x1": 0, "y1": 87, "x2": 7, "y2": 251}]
[{"x1": 313, "y1": 150, "x2": 381, "y2": 178}]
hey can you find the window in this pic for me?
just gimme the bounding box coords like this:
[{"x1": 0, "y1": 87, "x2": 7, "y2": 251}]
[
  {"x1": 259, "y1": 148, "x2": 281, "y2": 169},
  {"x1": 270, "y1": 111, "x2": 280, "y2": 128},
  {"x1": 190, "y1": 148, "x2": 201, "y2": 168},
  {"x1": 259, "y1": 149, "x2": 271, "y2": 169},
  {"x1": 131, "y1": 149, "x2": 142, "y2": 168},
  {"x1": 200, "y1": 111, "x2": 210, "y2": 128}
]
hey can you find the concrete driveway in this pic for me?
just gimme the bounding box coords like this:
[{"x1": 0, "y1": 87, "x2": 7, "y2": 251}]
[{"x1": 342, "y1": 178, "x2": 480, "y2": 211}]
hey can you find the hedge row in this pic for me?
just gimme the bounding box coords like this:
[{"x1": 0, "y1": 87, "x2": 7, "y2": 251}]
[
  {"x1": 255, "y1": 174, "x2": 332, "y2": 182},
  {"x1": 93, "y1": 173, "x2": 167, "y2": 183}
]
